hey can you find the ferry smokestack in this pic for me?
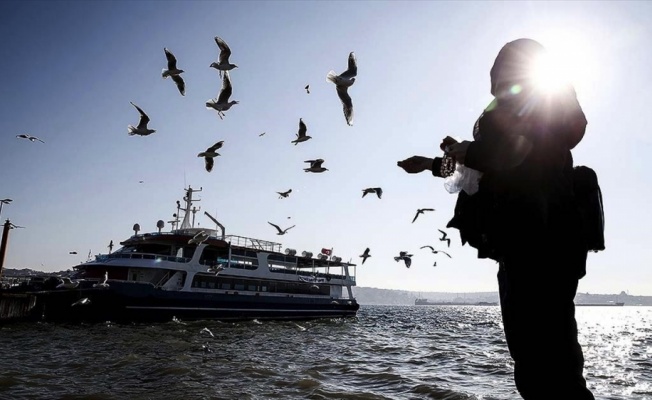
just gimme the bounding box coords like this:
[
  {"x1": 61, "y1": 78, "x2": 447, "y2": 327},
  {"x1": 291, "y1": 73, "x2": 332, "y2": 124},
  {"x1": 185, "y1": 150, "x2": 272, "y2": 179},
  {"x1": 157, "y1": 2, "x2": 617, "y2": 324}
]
[{"x1": 0, "y1": 219, "x2": 11, "y2": 278}]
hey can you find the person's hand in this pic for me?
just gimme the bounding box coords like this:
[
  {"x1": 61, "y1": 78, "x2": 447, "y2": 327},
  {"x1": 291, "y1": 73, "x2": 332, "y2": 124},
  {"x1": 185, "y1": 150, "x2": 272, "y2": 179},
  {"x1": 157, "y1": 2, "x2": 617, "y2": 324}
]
[
  {"x1": 447, "y1": 141, "x2": 471, "y2": 165},
  {"x1": 397, "y1": 156, "x2": 433, "y2": 174},
  {"x1": 440, "y1": 136, "x2": 458, "y2": 152}
]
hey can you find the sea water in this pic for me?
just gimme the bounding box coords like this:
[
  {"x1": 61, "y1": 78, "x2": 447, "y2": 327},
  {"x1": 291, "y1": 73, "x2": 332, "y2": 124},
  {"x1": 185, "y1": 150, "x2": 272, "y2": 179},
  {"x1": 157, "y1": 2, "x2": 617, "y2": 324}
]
[{"x1": 0, "y1": 306, "x2": 650, "y2": 399}]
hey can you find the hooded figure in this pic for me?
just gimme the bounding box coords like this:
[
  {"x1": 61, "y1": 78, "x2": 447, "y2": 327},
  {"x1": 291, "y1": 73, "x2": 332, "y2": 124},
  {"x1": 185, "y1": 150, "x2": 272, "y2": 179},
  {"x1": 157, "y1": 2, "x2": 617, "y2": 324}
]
[
  {"x1": 446, "y1": 38, "x2": 589, "y2": 268},
  {"x1": 444, "y1": 39, "x2": 595, "y2": 400}
]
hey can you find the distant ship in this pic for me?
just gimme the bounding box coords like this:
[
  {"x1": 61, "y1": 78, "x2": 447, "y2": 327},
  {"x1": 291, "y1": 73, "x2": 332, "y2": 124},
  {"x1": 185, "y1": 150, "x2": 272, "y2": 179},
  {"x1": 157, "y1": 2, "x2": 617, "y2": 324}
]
[
  {"x1": 415, "y1": 298, "x2": 498, "y2": 306},
  {"x1": 575, "y1": 302, "x2": 624, "y2": 307}
]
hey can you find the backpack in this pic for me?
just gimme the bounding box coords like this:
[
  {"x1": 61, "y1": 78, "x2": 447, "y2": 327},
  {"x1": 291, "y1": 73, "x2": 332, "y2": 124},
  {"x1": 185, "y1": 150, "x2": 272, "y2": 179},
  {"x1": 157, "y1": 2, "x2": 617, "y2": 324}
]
[{"x1": 572, "y1": 166, "x2": 605, "y2": 252}]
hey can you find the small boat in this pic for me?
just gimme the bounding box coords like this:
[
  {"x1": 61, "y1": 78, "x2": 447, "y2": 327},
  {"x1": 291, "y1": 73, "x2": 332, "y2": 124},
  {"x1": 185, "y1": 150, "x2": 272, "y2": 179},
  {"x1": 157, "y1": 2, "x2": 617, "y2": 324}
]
[
  {"x1": 415, "y1": 298, "x2": 498, "y2": 306},
  {"x1": 575, "y1": 302, "x2": 624, "y2": 307},
  {"x1": 0, "y1": 187, "x2": 359, "y2": 323}
]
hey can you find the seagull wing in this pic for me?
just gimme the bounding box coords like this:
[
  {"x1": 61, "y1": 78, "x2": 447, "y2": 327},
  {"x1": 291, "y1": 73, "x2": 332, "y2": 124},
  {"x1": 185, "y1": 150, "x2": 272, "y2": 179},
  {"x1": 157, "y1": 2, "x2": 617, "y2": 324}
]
[
  {"x1": 207, "y1": 141, "x2": 224, "y2": 152},
  {"x1": 298, "y1": 118, "x2": 307, "y2": 138},
  {"x1": 130, "y1": 102, "x2": 150, "y2": 129},
  {"x1": 341, "y1": 52, "x2": 357, "y2": 78},
  {"x1": 404, "y1": 257, "x2": 412, "y2": 268},
  {"x1": 215, "y1": 37, "x2": 232, "y2": 64},
  {"x1": 336, "y1": 86, "x2": 353, "y2": 126},
  {"x1": 164, "y1": 48, "x2": 177, "y2": 70},
  {"x1": 420, "y1": 245, "x2": 435, "y2": 251},
  {"x1": 283, "y1": 225, "x2": 296, "y2": 233},
  {"x1": 217, "y1": 71, "x2": 233, "y2": 103},
  {"x1": 374, "y1": 188, "x2": 382, "y2": 199},
  {"x1": 268, "y1": 221, "x2": 283, "y2": 234},
  {"x1": 172, "y1": 75, "x2": 185, "y2": 96},
  {"x1": 311, "y1": 159, "x2": 324, "y2": 169},
  {"x1": 422, "y1": 208, "x2": 435, "y2": 212},
  {"x1": 441, "y1": 251, "x2": 452, "y2": 258},
  {"x1": 205, "y1": 156, "x2": 215, "y2": 172},
  {"x1": 438, "y1": 229, "x2": 448, "y2": 239},
  {"x1": 412, "y1": 210, "x2": 421, "y2": 223},
  {"x1": 16, "y1": 134, "x2": 28, "y2": 139},
  {"x1": 34, "y1": 136, "x2": 45, "y2": 143}
]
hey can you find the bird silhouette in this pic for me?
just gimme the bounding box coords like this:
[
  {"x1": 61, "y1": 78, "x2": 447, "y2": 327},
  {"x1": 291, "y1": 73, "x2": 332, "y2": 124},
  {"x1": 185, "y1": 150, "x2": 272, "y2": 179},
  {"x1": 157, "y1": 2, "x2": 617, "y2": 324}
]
[
  {"x1": 16, "y1": 134, "x2": 45, "y2": 143},
  {"x1": 268, "y1": 222, "x2": 295, "y2": 235},
  {"x1": 412, "y1": 208, "x2": 435, "y2": 223},
  {"x1": 162, "y1": 48, "x2": 185, "y2": 96},
  {"x1": 277, "y1": 189, "x2": 292, "y2": 199},
  {"x1": 420, "y1": 245, "x2": 452, "y2": 258},
  {"x1": 362, "y1": 188, "x2": 382, "y2": 199},
  {"x1": 206, "y1": 71, "x2": 238, "y2": 119},
  {"x1": 438, "y1": 229, "x2": 451, "y2": 247},
  {"x1": 394, "y1": 251, "x2": 413, "y2": 268},
  {"x1": 304, "y1": 159, "x2": 328, "y2": 173},
  {"x1": 197, "y1": 141, "x2": 224, "y2": 172},
  {"x1": 291, "y1": 118, "x2": 311, "y2": 145},
  {"x1": 305, "y1": 84, "x2": 310, "y2": 94},
  {"x1": 327, "y1": 52, "x2": 357, "y2": 126},
  {"x1": 359, "y1": 247, "x2": 371, "y2": 264},
  {"x1": 128, "y1": 102, "x2": 156, "y2": 136},
  {"x1": 210, "y1": 36, "x2": 238, "y2": 77}
]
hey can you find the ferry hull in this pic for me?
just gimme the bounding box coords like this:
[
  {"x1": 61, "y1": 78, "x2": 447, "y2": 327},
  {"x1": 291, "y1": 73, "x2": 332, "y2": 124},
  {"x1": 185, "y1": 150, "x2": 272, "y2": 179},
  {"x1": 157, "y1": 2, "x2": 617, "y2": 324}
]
[{"x1": 2, "y1": 282, "x2": 359, "y2": 323}]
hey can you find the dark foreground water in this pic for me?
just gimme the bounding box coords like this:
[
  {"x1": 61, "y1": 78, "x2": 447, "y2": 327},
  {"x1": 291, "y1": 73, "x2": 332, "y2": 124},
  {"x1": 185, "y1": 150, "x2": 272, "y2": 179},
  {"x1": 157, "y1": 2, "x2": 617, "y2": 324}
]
[{"x1": 0, "y1": 306, "x2": 650, "y2": 400}]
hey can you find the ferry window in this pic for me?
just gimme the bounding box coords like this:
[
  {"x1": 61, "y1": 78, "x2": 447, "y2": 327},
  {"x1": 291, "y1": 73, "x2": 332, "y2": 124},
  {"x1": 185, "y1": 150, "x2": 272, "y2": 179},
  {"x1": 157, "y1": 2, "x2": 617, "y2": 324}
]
[
  {"x1": 248, "y1": 285, "x2": 256, "y2": 291},
  {"x1": 208, "y1": 282, "x2": 215, "y2": 289},
  {"x1": 220, "y1": 283, "x2": 230, "y2": 290},
  {"x1": 132, "y1": 273, "x2": 137, "y2": 281},
  {"x1": 234, "y1": 284, "x2": 245, "y2": 291},
  {"x1": 200, "y1": 281, "x2": 207, "y2": 288},
  {"x1": 260, "y1": 286, "x2": 267, "y2": 292},
  {"x1": 182, "y1": 247, "x2": 195, "y2": 259}
]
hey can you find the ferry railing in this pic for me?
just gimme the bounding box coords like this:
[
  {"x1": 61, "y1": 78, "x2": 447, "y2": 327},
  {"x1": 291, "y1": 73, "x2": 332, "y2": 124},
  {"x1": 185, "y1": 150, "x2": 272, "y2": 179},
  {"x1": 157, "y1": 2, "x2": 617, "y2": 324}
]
[
  {"x1": 224, "y1": 235, "x2": 281, "y2": 253},
  {"x1": 94, "y1": 253, "x2": 191, "y2": 264}
]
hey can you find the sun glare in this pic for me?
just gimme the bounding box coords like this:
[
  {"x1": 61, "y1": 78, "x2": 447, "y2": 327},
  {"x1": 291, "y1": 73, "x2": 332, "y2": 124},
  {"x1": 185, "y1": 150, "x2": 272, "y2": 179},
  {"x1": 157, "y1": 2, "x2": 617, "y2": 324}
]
[{"x1": 530, "y1": 32, "x2": 596, "y2": 95}]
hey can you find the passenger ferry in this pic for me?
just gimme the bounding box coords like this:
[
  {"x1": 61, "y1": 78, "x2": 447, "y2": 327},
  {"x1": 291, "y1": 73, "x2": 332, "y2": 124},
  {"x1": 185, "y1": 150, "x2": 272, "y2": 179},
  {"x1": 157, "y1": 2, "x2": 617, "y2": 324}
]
[{"x1": 0, "y1": 187, "x2": 359, "y2": 323}]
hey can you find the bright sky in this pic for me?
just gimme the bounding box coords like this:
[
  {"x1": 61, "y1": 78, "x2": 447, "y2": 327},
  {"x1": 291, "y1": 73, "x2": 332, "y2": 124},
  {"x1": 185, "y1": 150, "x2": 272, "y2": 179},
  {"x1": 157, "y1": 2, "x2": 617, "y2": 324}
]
[{"x1": 1, "y1": 1, "x2": 651, "y2": 295}]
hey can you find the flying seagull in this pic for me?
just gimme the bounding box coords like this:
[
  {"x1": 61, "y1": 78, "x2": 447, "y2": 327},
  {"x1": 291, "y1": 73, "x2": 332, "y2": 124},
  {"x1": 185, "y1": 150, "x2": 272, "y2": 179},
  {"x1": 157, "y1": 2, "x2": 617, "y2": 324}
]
[
  {"x1": 16, "y1": 134, "x2": 45, "y2": 143},
  {"x1": 291, "y1": 118, "x2": 311, "y2": 145},
  {"x1": 420, "y1": 245, "x2": 452, "y2": 258},
  {"x1": 197, "y1": 141, "x2": 224, "y2": 172},
  {"x1": 210, "y1": 36, "x2": 238, "y2": 77},
  {"x1": 327, "y1": 52, "x2": 357, "y2": 126},
  {"x1": 394, "y1": 251, "x2": 413, "y2": 268},
  {"x1": 69, "y1": 251, "x2": 78, "y2": 255},
  {"x1": 362, "y1": 187, "x2": 382, "y2": 199},
  {"x1": 108, "y1": 240, "x2": 114, "y2": 253},
  {"x1": 128, "y1": 102, "x2": 156, "y2": 136},
  {"x1": 188, "y1": 230, "x2": 210, "y2": 244},
  {"x1": 412, "y1": 208, "x2": 435, "y2": 223},
  {"x1": 277, "y1": 189, "x2": 292, "y2": 199},
  {"x1": 305, "y1": 84, "x2": 310, "y2": 94},
  {"x1": 268, "y1": 222, "x2": 295, "y2": 235},
  {"x1": 438, "y1": 229, "x2": 451, "y2": 248},
  {"x1": 259, "y1": 132, "x2": 266, "y2": 137},
  {"x1": 162, "y1": 48, "x2": 185, "y2": 96},
  {"x1": 359, "y1": 247, "x2": 371, "y2": 264},
  {"x1": 304, "y1": 159, "x2": 328, "y2": 173},
  {"x1": 206, "y1": 71, "x2": 238, "y2": 119}
]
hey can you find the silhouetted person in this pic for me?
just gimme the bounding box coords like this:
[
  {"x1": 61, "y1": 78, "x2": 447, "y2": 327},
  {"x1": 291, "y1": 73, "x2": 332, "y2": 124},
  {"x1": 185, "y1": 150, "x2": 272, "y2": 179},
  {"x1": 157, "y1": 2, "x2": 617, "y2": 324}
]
[{"x1": 398, "y1": 38, "x2": 594, "y2": 399}]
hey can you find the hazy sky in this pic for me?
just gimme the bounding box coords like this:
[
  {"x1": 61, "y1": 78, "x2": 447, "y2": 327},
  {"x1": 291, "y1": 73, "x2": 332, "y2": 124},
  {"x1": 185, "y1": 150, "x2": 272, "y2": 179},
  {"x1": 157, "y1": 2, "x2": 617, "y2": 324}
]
[{"x1": 1, "y1": 1, "x2": 651, "y2": 295}]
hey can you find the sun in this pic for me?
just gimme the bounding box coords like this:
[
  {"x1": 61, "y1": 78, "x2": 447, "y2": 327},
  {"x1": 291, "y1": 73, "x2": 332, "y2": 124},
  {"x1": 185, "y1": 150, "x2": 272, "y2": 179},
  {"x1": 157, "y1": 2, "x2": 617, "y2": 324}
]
[{"x1": 530, "y1": 32, "x2": 597, "y2": 95}]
